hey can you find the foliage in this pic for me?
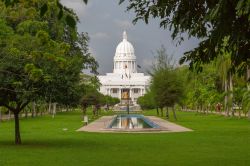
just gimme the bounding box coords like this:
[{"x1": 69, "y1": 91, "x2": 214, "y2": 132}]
[
  {"x1": 104, "y1": 95, "x2": 120, "y2": 110},
  {"x1": 242, "y1": 90, "x2": 250, "y2": 115},
  {"x1": 137, "y1": 91, "x2": 155, "y2": 110},
  {"x1": 140, "y1": 46, "x2": 184, "y2": 117},
  {"x1": 0, "y1": 0, "x2": 97, "y2": 144},
  {"x1": 121, "y1": 0, "x2": 250, "y2": 72},
  {"x1": 151, "y1": 68, "x2": 183, "y2": 108}
]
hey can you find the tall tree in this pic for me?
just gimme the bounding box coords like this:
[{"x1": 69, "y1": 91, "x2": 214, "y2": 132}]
[
  {"x1": 0, "y1": 0, "x2": 97, "y2": 144},
  {"x1": 150, "y1": 46, "x2": 184, "y2": 119}
]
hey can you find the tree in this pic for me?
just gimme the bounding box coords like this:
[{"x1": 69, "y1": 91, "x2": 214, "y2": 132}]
[
  {"x1": 104, "y1": 95, "x2": 120, "y2": 111},
  {"x1": 121, "y1": 0, "x2": 250, "y2": 73},
  {"x1": 0, "y1": 1, "x2": 97, "y2": 144},
  {"x1": 137, "y1": 91, "x2": 155, "y2": 110},
  {"x1": 151, "y1": 69, "x2": 183, "y2": 120},
  {"x1": 1, "y1": 0, "x2": 88, "y2": 29},
  {"x1": 149, "y1": 46, "x2": 184, "y2": 120},
  {"x1": 80, "y1": 85, "x2": 105, "y2": 117},
  {"x1": 242, "y1": 90, "x2": 250, "y2": 117},
  {"x1": 216, "y1": 37, "x2": 234, "y2": 116}
]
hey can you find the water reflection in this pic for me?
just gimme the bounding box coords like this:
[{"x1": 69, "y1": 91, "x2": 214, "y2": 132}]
[{"x1": 110, "y1": 115, "x2": 152, "y2": 129}]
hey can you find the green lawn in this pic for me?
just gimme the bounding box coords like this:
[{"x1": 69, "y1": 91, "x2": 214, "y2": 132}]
[{"x1": 0, "y1": 110, "x2": 249, "y2": 166}]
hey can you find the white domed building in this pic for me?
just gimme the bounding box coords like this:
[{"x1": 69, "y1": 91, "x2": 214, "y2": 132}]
[{"x1": 98, "y1": 31, "x2": 150, "y2": 106}]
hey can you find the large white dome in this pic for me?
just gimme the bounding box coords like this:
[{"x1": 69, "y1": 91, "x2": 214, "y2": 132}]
[
  {"x1": 114, "y1": 31, "x2": 136, "y2": 60},
  {"x1": 113, "y1": 31, "x2": 137, "y2": 74}
]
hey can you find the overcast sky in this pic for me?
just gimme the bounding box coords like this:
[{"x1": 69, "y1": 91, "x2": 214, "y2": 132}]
[{"x1": 61, "y1": 0, "x2": 200, "y2": 74}]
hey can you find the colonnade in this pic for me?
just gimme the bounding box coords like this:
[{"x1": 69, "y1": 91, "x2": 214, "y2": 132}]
[
  {"x1": 106, "y1": 87, "x2": 145, "y2": 104},
  {"x1": 113, "y1": 60, "x2": 137, "y2": 73}
]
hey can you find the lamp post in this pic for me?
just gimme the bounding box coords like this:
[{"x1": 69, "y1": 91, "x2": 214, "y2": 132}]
[{"x1": 127, "y1": 92, "x2": 130, "y2": 114}]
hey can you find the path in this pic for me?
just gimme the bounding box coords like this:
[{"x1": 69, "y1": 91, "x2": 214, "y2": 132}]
[{"x1": 77, "y1": 115, "x2": 192, "y2": 133}]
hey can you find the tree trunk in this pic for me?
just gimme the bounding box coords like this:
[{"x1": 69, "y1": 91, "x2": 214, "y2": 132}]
[
  {"x1": 93, "y1": 106, "x2": 97, "y2": 116},
  {"x1": 0, "y1": 107, "x2": 2, "y2": 122},
  {"x1": 166, "y1": 107, "x2": 169, "y2": 119},
  {"x1": 82, "y1": 107, "x2": 86, "y2": 120},
  {"x1": 156, "y1": 107, "x2": 159, "y2": 116},
  {"x1": 14, "y1": 112, "x2": 21, "y2": 144},
  {"x1": 247, "y1": 65, "x2": 250, "y2": 91},
  {"x1": 229, "y1": 73, "x2": 234, "y2": 116},
  {"x1": 40, "y1": 106, "x2": 43, "y2": 116},
  {"x1": 48, "y1": 102, "x2": 52, "y2": 114},
  {"x1": 8, "y1": 110, "x2": 11, "y2": 120},
  {"x1": 160, "y1": 108, "x2": 163, "y2": 117},
  {"x1": 247, "y1": 66, "x2": 250, "y2": 120},
  {"x1": 248, "y1": 110, "x2": 250, "y2": 120},
  {"x1": 32, "y1": 102, "x2": 35, "y2": 118},
  {"x1": 224, "y1": 79, "x2": 229, "y2": 116},
  {"x1": 52, "y1": 103, "x2": 56, "y2": 118},
  {"x1": 98, "y1": 108, "x2": 100, "y2": 116},
  {"x1": 172, "y1": 106, "x2": 177, "y2": 120},
  {"x1": 36, "y1": 105, "x2": 38, "y2": 117},
  {"x1": 201, "y1": 104, "x2": 205, "y2": 114},
  {"x1": 25, "y1": 110, "x2": 28, "y2": 118}
]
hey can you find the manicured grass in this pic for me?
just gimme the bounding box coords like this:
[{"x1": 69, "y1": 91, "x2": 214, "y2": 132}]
[{"x1": 0, "y1": 110, "x2": 249, "y2": 166}]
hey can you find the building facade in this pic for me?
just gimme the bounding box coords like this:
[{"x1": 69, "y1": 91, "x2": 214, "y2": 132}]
[{"x1": 98, "y1": 31, "x2": 150, "y2": 105}]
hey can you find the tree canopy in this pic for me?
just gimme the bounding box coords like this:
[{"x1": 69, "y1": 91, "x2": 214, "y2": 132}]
[
  {"x1": 121, "y1": 0, "x2": 250, "y2": 72},
  {"x1": 0, "y1": 0, "x2": 97, "y2": 144}
]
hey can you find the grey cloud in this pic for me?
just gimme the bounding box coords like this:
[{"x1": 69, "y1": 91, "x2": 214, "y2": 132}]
[
  {"x1": 91, "y1": 32, "x2": 110, "y2": 40},
  {"x1": 114, "y1": 19, "x2": 133, "y2": 29},
  {"x1": 61, "y1": 0, "x2": 200, "y2": 74}
]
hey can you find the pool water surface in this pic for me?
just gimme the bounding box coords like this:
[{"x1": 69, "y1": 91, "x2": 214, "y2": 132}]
[{"x1": 108, "y1": 114, "x2": 160, "y2": 129}]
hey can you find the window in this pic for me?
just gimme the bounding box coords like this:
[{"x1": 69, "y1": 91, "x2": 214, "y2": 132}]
[
  {"x1": 134, "y1": 88, "x2": 139, "y2": 93},
  {"x1": 112, "y1": 88, "x2": 118, "y2": 93}
]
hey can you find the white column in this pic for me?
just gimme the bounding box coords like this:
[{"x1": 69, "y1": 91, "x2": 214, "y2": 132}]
[
  {"x1": 119, "y1": 88, "x2": 121, "y2": 100},
  {"x1": 131, "y1": 88, "x2": 133, "y2": 102},
  {"x1": 134, "y1": 61, "x2": 136, "y2": 72},
  {"x1": 129, "y1": 88, "x2": 132, "y2": 98}
]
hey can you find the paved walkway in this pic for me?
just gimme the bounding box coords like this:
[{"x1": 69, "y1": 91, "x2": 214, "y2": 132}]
[{"x1": 77, "y1": 116, "x2": 192, "y2": 133}]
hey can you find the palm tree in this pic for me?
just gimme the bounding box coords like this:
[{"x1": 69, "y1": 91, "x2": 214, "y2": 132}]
[{"x1": 216, "y1": 49, "x2": 232, "y2": 117}]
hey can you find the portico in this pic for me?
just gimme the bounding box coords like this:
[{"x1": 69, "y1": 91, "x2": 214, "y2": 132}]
[{"x1": 105, "y1": 86, "x2": 145, "y2": 104}]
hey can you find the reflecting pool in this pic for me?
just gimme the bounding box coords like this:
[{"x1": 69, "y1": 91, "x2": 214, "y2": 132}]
[{"x1": 108, "y1": 114, "x2": 160, "y2": 129}]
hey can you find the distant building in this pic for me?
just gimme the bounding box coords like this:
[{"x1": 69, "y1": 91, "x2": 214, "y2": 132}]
[{"x1": 98, "y1": 31, "x2": 150, "y2": 105}]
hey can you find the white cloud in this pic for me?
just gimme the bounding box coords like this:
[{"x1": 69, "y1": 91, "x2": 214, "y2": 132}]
[{"x1": 114, "y1": 19, "x2": 133, "y2": 29}]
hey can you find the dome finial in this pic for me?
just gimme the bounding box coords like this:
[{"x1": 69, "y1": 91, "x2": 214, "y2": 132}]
[{"x1": 123, "y1": 31, "x2": 127, "y2": 40}]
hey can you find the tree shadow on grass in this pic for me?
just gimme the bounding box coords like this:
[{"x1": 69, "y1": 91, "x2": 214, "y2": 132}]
[{"x1": 0, "y1": 138, "x2": 103, "y2": 149}]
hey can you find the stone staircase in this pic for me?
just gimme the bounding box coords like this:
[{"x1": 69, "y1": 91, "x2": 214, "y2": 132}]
[{"x1": 113, "y1": 105, "x2": 141, "y2": 112}]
